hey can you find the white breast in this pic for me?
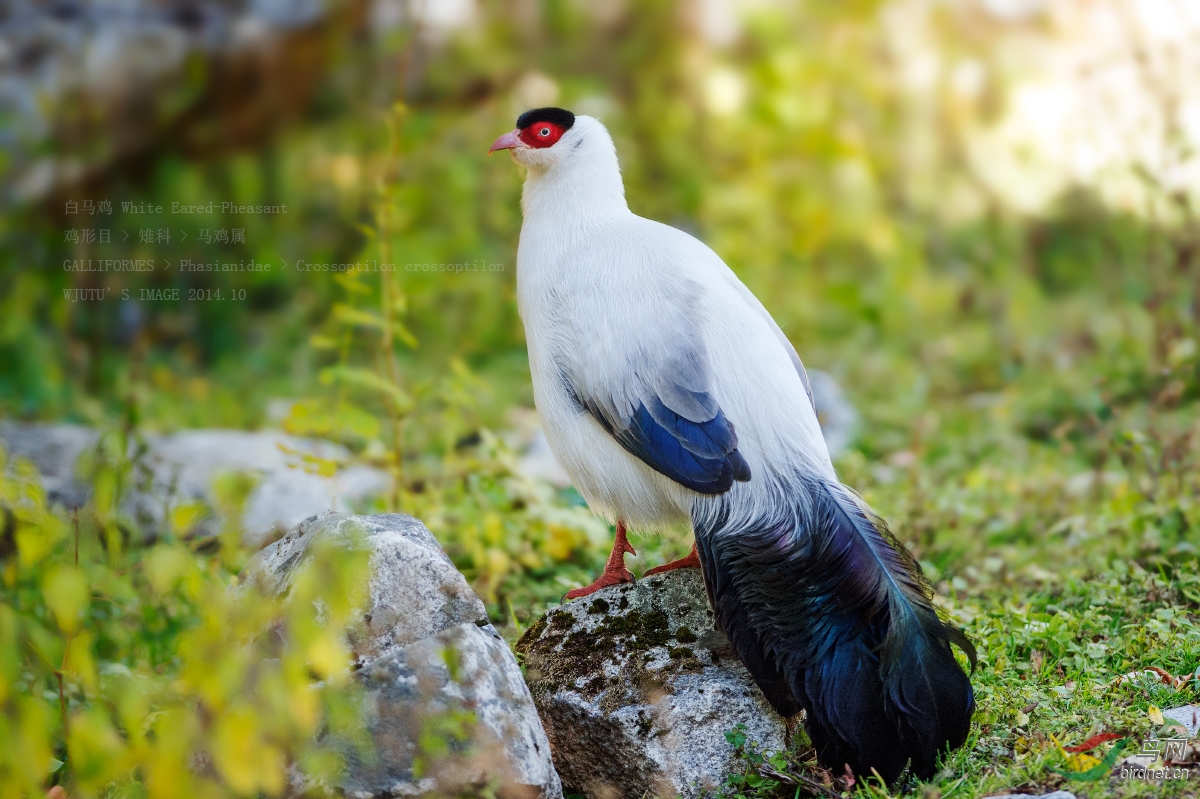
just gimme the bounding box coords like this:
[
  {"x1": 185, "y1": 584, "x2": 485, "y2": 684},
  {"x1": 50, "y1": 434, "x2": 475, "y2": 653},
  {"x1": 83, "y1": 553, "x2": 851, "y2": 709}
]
[{"x1": 518, "y1": 218, "x2": 694, "y2": 528}]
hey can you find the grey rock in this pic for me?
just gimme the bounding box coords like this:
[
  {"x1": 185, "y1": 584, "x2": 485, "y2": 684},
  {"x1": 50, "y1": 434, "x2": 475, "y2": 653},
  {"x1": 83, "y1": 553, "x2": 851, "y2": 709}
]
[
  {"x1": 250, "y1": 512, "x2": 562, "y2": 799},
  {"x1": 516, "y1": 569, "x2": 788, "y2": 799},
  {"x1": 0, "y1": 422, "x2": 97, "y2": 509},
  {"x1": 517, "y1": 427, "x2": 572, "y2": 489},
  {"x1": 1164, "y1": 704, "x2": 1200, "y2": 735},
  {"x1": 808, "y1": 369, "x2": 859, "y2": 458},
  {"x1": 346, "y1": 622, "x2": 559, "y2": 799},
  {"x1": 1114, "y1": 702, "x2": 1200, "y2": 771},
  {"x1": 137, "y1": 429, "x2": 389, "y2": 545},
  {"x1": 0, "y1": 422, "x2": 389, "y2": 545},
  {"x1": 254, "y1": 512, "x2": 489, "y2": 660},
  {"x1": 983, "y1": 793, "x2": 1075, "y2": 799},
  {"x1": 0, "y1": 1, "x2": 342, "y2": 205}
]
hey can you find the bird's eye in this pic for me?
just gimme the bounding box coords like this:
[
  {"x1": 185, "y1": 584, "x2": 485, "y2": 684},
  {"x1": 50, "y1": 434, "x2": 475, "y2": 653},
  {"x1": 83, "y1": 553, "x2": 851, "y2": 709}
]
[{"x1": 539, "y1": 127, "x2": 551, "y2": 137}]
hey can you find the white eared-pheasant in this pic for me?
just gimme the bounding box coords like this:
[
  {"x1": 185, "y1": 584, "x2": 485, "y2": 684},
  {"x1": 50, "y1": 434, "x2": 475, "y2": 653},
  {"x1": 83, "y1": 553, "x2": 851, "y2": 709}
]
[{"x1": 491, "y1": 107, "x2": 976, "y2": 783}]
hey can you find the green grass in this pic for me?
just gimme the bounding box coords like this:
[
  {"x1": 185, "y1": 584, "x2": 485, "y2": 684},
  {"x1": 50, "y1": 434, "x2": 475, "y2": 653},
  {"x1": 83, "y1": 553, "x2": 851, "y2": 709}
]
[
  {"x1": 718, "y1": 552, "x2": 1200, "y2": 797},
  {"x1": 707, "y1": 369, "x2": 1200, "y2": 797}
]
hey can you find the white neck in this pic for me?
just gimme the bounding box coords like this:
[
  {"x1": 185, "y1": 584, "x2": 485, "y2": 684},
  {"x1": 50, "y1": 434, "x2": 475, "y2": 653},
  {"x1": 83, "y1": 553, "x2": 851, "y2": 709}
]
[{"x1": 520, "y1": 119, "x2": 630, "y2": 231}]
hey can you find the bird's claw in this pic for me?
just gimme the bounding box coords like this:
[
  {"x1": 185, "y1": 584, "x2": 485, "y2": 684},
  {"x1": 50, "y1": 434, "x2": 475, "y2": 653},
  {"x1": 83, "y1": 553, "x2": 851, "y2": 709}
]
[
  {"x1": 564, "y1": 568, "x2": 635, "y2": 600},
  {"x1": 644, "y1": 544, "x2": 701, "y2": 576}
]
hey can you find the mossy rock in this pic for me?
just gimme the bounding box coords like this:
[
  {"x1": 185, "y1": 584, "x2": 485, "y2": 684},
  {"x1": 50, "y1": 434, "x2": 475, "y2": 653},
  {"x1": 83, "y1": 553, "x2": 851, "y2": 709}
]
[{"x1": 515, "y1": 569, "x2": 787, "y2": 799}]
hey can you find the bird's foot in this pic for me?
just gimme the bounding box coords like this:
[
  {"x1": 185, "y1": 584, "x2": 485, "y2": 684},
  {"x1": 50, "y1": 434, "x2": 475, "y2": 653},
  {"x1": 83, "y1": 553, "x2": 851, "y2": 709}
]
[
  {"x1": 564, "y1": 565, "x2": 635, "y2": 599},
  {"x1": 565, "y1": 520, "x2": 637, "y2": 600},
  {"x1": 644, "y1": 543, "x2": 700, "y2": 576}
]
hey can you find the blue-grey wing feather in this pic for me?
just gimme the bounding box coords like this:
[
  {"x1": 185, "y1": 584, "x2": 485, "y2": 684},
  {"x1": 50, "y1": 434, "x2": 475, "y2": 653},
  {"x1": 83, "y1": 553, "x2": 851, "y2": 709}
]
[{"x1": 563, "y1": 284, "x2": 751, "y2": 494}]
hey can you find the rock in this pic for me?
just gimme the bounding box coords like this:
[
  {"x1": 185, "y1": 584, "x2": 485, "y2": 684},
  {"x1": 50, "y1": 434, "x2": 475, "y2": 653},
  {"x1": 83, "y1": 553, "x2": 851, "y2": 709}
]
[
  {"x1": 346, "y1": 622, "x2": 558, "y2": 799},
  {"x1": 0, "y1": 1, "x2": 352, "y2": 206},
  {"x1": 517, "y1": 427, "x2": 573, "y2": 489},
  {"x1": 1115, "y1": 702, "x2": 1200, "y2": 772},
  {"x1": 250, "y1": 512, "x2": 562, "y2": 799},
  {"x1": 0, "y1": 422, "x2": 389, "y2": 545},
  {"x1": 505, "y1": 408, "x2": 571, "y2": 489},
  {"x1": 254, "y1": 512, "x2": 489, "y2": 658},
  {"x1": 807, "y1": 369, "x2": 859, "y2": 459},
  {"x1": 136, "y1": 429, "x2": 389, "y2": 545},
  {"x1": 1164, "y1": 704, "x2": 1200, "y2": 735},
  {"x1": 983, "y1": 793, "x2": 1075, "y2": 799},
  {"x1": 515, "y1": 569, "x2": 788, "y2": 799},
  {"x1": 0, "y1": 422, "x2": 97, "y2": 509}
]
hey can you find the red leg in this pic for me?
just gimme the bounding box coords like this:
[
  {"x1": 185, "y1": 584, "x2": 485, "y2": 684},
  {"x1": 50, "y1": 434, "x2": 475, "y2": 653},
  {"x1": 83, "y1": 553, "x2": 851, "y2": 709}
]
[
  {"x1": 565, "y1": 520, "x2": 636, "y2": 599},
  {"x1": 644, "y1": 542, "x2": 700, "y2": 576}
]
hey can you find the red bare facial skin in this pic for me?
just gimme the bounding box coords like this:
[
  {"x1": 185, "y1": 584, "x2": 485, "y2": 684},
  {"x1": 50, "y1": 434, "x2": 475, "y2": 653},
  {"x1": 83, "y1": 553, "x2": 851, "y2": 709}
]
[
  {"x1": 519, "y1": 121, "x2": 566, "y2": 149},
  {"x1": 490, "y1": 107, "x2": 575, "y2": 155}
]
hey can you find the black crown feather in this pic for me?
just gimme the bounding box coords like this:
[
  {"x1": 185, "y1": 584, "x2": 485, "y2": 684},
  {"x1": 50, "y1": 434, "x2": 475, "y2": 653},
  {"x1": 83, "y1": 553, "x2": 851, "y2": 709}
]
[{"x1": 516, "y1": 107, "x2": 575, "y2": 130}]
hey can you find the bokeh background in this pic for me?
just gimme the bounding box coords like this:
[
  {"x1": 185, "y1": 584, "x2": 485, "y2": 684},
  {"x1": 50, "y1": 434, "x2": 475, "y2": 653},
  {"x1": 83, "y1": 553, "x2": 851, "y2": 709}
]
[{"x1": 2, "y1": 1, "x2": 1200, "y2": 797}]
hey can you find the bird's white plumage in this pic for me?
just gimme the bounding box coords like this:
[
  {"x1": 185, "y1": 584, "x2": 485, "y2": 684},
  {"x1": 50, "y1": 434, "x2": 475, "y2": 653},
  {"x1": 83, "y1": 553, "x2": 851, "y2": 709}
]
[
  {"x1": 513, "y1": 115, "x2": 834, "y2": 529},
  {"x1": 505, "y1": 115, "x2": 977, "y2": 781}
]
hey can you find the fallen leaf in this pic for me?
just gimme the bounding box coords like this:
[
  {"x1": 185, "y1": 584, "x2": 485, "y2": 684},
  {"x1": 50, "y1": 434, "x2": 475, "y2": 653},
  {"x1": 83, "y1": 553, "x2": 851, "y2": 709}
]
[
  {"x1": 1066, "y1": 751, "x2": 1101, "y2": 772},
  {"x1": 1148, "y1": 666, "x2": 1174, "y2": 683},
  {"x1": 1113, "y1": 667, "x2": 1192, "y2": 690},
  {"x1": 1053, "y1": 739, "x2": 1130, "y2": 780},
  {"x1": 1064, "y1": 732, "x2": 1123, "y2": 752}
]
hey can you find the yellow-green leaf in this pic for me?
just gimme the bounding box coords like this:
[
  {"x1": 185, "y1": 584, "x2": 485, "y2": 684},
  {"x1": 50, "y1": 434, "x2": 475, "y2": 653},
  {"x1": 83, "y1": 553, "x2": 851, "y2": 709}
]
[
  {"x1": 332, "y1": 303, "x2": 386, "y2": 331},
  {"x1": 64, "y1": 630, "x2": 98, "y2": 692},
  {"x1": 309, "y1": 333, "x2": 339, "y2": 350},
  {"x1": 392, "y1": 320, "x2": 418, "y2": 348},
  {"x1": 170, "y1": 502, "x2": 207, "y2": 537},
  {"x1": 145, "y1": 546, "x2": 192, "y2": 595},
  {"x1": 67, "y1": 707, "x2": 127, "y2": 788},
  {"x1": 211, "y1": 708, "x2": 286, "y2": 794},
  {"x1": 43, "y1": 565, "x2": 88, "y2": 633},
  {"x1": 318, "y1": 365, "x2": 411, "y2": 410}
]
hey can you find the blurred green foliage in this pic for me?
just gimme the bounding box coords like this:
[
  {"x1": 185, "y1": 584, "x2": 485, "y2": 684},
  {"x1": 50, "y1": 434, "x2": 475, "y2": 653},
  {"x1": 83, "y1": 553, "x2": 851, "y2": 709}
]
[
  {"x1": 0, "y1": 432, "x2": 372, "y2": 798},
  {"x1": 1, "y1": 1, "x2": 1199, "y2": 796}
]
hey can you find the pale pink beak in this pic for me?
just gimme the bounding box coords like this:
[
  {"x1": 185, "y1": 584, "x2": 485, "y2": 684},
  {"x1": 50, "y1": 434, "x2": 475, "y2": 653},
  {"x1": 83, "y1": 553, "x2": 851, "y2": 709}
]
[{"x1": 489, "y1": 130, "x2": 522, "y2": 155}]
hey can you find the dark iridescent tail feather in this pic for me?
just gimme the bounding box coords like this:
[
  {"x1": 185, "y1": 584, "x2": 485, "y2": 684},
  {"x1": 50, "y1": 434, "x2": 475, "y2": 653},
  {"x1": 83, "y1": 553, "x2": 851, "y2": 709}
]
[{"x1": 693, "y1": 474, "x2": 975, "y2": 783}]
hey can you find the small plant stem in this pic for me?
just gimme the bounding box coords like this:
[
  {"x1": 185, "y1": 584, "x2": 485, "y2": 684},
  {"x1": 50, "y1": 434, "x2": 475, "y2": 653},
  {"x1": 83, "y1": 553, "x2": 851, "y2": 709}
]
[
  {"x1": 378, "y1": 107, "x2": 408, "y2": 511},
  {"x1": 57, "y1": 630, "x2": 74, "y2": 767},
  {"x1": 56, "y1": 670, "x2": 67, "y2": 737}
]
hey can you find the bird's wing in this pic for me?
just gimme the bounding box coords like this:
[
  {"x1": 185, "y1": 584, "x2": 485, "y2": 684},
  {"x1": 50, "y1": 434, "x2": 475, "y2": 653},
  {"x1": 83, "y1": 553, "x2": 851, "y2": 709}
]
[
  {"x1": 719, "y1": 271, "x2": 816, "y2": 414},
  {"x1": 564, "y1": 281, "x2": 751, "y2": 496}
]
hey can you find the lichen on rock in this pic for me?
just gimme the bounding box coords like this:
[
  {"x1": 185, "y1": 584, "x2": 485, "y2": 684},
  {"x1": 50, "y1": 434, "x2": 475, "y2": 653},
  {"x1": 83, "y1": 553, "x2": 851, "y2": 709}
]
[{"x1": 516, "y1": 569, "x2": 790, "y2": 799}]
